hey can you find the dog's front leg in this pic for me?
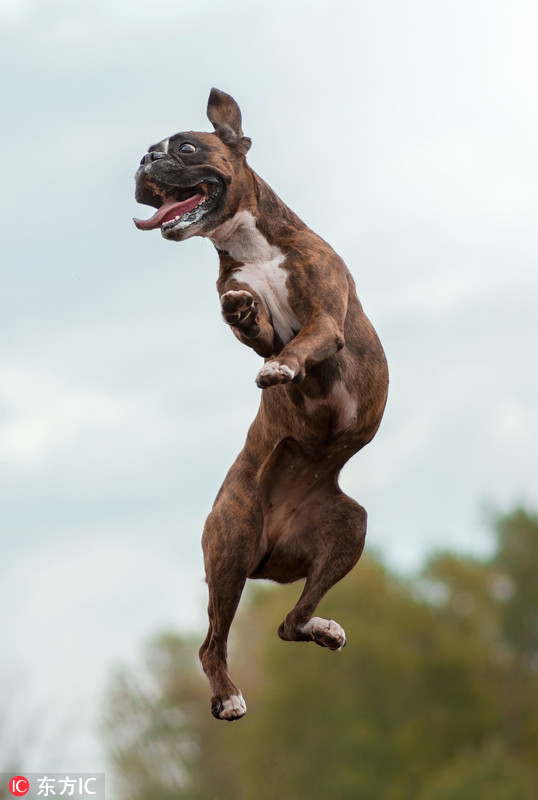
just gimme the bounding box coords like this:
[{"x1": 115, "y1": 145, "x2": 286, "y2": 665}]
[
  {"x1": 220, "y1": 288, "x2": 275, "y2": 358},
  {"x1": 256, "y1": 314, "x2": 345, "y2": 388},
  {"x1": 255, "y1": 260, "x2": 349, "y2": 388}
]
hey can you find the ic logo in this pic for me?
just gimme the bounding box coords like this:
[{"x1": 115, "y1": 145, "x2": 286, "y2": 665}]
[{"x1": 9, "y1": 776, "x2": 30, "y2": 796}]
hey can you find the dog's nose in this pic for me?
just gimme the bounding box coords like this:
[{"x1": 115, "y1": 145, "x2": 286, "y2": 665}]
[{"x1": 139, "y1": 151, "x2": 167, "y2": 166}]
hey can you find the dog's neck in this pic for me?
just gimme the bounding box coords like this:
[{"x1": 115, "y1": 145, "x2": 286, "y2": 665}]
[
  {"x1": 209, "y1": 171, "x2": 302, "y2": 264},
  {"x1": 209, "y1": 209, "x2": 282, "y2": 264}
]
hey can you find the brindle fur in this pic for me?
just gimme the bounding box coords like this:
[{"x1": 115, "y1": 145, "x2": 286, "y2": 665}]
[{"x1": 134, "y1": 89, "x2": 389, "y2": 720}]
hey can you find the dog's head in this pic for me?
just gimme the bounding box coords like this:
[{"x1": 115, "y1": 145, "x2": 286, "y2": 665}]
[{"x1": 134, "y1": 88, "x2": 252, "y2": 241}]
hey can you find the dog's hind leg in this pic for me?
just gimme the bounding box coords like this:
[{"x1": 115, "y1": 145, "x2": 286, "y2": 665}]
[
  {"x1": 253, "y1": 438, "x2": 367, "y2": 650},
  {"x1": 199, "y1": 451, "x2": 262, "y2": 721},
  {"x1": 276, "y1": 492, "x2": 367, "y2": 650},
  {"x1": 199, "y1": 565, "x2": 247, "y2": 720}
]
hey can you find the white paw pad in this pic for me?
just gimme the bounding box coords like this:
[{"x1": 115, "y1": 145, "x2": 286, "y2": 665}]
[
  {"x1": 219, "y1": 694, "x2": 247, "y2": 720},
  {"x1": 301, "y1": 617, "x2": 346, "y2": 651}
]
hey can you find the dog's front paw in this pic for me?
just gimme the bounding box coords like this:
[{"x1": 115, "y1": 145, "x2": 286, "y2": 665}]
[
  {"x1": 256, "y1": 358, "x2": 302, "y2": 388},
  {"x1": 220, "y1": 290, "x2": 257, "y2": 327},
  {"x1": 211, "y1": 693, "x2": 247, "y2": 721}
]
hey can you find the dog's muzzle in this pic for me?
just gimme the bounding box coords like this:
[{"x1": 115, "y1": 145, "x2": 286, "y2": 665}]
[
  {"x1": 139, "y1": 151, "x2": 167, "y2": 166},
  {"x1": 134, "y1": 161, "x2": 225, "y2": 237}
]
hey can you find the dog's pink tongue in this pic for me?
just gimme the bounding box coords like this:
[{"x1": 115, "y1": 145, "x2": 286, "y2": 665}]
[{"x1": 133, "y1": 194, "x2": 204, "y2": 230}]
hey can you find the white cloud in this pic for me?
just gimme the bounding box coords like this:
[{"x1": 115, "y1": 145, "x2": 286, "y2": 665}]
[
  {"x1": 1, "y1": 363, "x2": 145, "y2": 468},
  {"x1": 0, "y1": 0, "x2": 33, "y2": 27}
]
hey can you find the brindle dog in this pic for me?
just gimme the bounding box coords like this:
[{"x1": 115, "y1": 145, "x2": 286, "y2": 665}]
[{"x1": 134, "y1": 88, "x2": 389, "y2": 720}]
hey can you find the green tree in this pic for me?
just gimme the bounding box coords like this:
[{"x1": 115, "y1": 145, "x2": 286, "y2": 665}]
[
  {"x1": 493, "y1": 508, "x2": 538, "y2": 772},
  {"x1": 104, "y1": 508, "x2": 538, "y2": 800},
  {"x1": 423, "y1": 507, "x2": 538, "y2": 783},
  {"x1": 105, "y1": 635, "x2": 211, "y2": 800},
  {"x1": 494, "y1": 508, "x2": 538, "y2": 660},
  {"x1": 419, "y1": 741, "x2": 535, "y2": 800},
  {"x1": 233, "y1": 559, "x2": 501, "y2": 800}
]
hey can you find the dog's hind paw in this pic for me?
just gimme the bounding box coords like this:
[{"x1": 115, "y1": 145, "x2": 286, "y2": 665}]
[
  {"x1": 300, "y1": 617, "x2": 346, "y2": 651},
  {"x1": 212, "y1": 693, "x2": 247, "y2": 721}
]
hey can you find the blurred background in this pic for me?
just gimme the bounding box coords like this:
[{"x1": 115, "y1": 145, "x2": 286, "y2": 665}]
[{"x1": 1, "y1": 0, "x2": 537, "y2": 796}]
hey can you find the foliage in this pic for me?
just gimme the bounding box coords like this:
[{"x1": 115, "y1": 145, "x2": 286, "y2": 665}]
[
  {"x1": 418, "y1": 741, "x2": 536, "y2": 800},
  {"x1": 104, "y1": 508, "x2": 538, "y2": 799}
]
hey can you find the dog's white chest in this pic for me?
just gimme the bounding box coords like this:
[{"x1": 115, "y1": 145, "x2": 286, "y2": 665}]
[
  {"x1": 211, "y1": 210, "x2": 301, "y2": 344},
  {"x1": 234, "y1": 259, "x2": 300, "y2": 344}
]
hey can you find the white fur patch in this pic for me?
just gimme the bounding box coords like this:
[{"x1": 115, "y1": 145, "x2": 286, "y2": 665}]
[
  {"x1": 210, "y1": 211, "x2": 301, "y2": 344},
  {"x1": 219, "y1": 693, "x2": 247, "y2": 720}
]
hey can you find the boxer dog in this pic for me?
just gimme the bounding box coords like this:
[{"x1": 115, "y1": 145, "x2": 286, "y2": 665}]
[{"x1": 134, "y1": 89, "x2": 389, "y2": 721}]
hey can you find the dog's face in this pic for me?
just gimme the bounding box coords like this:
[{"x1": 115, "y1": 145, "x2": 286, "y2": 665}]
[{"x1": 134, "y1": 88, "x2": 252, "y2": 241}]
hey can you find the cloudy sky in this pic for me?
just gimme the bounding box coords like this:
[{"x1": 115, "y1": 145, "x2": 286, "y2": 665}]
[{"x1": 1, "y1": 0, "x2": 537, "y2": 772}]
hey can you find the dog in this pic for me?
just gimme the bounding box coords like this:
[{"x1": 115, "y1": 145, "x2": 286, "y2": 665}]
[{"x1": 134, "y1": 88, "x2": 389, "y2": 721}]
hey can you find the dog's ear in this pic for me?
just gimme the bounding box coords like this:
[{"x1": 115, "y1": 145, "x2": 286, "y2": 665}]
[{"x1": 207, "y1": 88, "x2": 252, "y2": 155}]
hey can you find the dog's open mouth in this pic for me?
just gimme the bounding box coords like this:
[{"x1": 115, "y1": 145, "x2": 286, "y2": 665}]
[{"x1": 134, "y1": 178, "x2": 223, "y2": 233}]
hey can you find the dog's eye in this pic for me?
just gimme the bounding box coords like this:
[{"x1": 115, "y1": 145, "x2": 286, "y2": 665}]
[{"x1": 179, "y1": 143, "x2": 196, "y2": 154}]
